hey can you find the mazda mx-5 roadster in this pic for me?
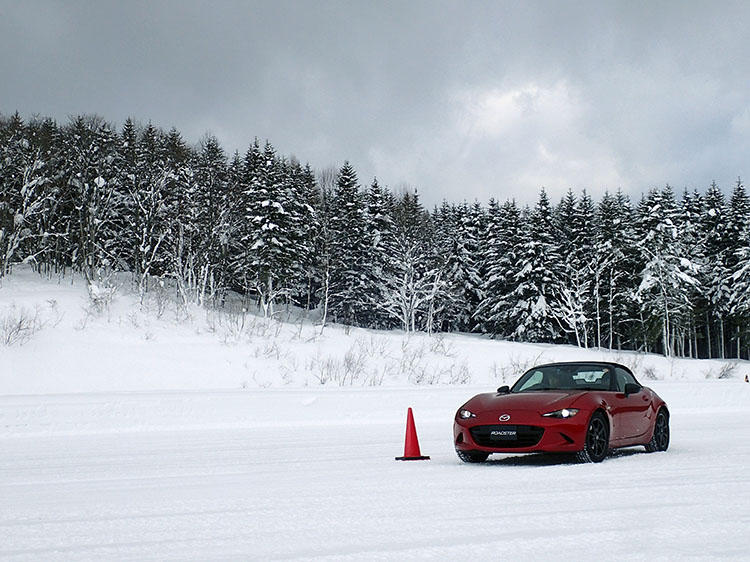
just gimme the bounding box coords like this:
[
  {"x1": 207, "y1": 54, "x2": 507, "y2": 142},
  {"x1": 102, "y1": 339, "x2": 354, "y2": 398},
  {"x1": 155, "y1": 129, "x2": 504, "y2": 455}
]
[{"x1": 453, "y1": 361, "x2": 669, "y2": 463}]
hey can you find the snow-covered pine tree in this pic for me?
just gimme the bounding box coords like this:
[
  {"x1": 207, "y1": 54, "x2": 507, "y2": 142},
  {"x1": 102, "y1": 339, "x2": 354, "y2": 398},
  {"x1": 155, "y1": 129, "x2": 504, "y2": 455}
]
[
  {"x1": 423, "y1": 200, "x2": 455, "y2": 332},
  {"x1": 430, "y1": 201, "x2": 461, "y2": 332},
  {"x1": 61, "y1": 115, "x2": 123, "y2": 283},
  {"x1": 274, "y1": 157, "x2": 317, "y2": 309},
  {"x1": 465, "y1": 201, "x2": 487, "y2": 329},
  {"x1": 192, "y1": 135, "x2": 229, "y2": 305},
  {"x1": 556, "y1": 189, "x2": 578, "y2": 259},
  {"x1": 161, "y1": 127, "x2": 197, "y2": 306},
  {"x1": 0, "y1": 113, "x2": 56, "y2": 276},
  {"x1": 699, "y1": 181, "x2": 731, "y2": 358},
  {"x1": 240, "y1": 142, "x2": 296, "y2": 316},
  {"x1": 505, "y1": 189, "x2": 563, "y2": 343},
  {"x1": 223, "y1": 150, "x2": 245, "y2": 296},
  {"x1": 0, "y1": 113, "x2": 28, "y2": 275},
  {"x1": 328, "y1": 162, "x2": 369, "y2": 325},
  {"x1": 25, "y1": 116, "x2": 66, "y2": 276},
  {"x1": 728, "y1": 178, "x2": 750, "y2": 250},
  {"x1": 635, "y1": 186, "x2": 700, "y2": 356},
  {"x1": 290, "y1": 163, "x2": 322, "y2": 311},
  {"x1": 553, "y1": 189, "x2": 596, "y2": 347},
  {"x1": 313, "y1": 166, "x2": 339, "y2": 329},
  {"x1": 726, "y1": 178, "x2": 750, "y2": 357},
  {"x1": 593, "y1": 190, "x2": 639, "y2": 350},
  {"x1": 677, "y1": 189, "x2": 706, "y2": 357},
  {"x1": 130, "y1": 123, "x2": 170, "y2": 298},
  {"x1": 230, "y1": 139, "x2": 261, "y2": 296},
  {"x1": 360, "y1": 178, "x2": 397, "y2": 328},
  {"x1": 574, "y1": 191, "x2": 597, "y2": 344},
  {"x1": 438, "y1": 201, "x2": 484, "y2": 332},
  {"x1": 118, "y1": 117, "x2": 139, "y2": 272},
  {"x1": 474, "y1": 198, "x2": 522, "y2": 337},
  {"x1": 378, "y1": 189, "x2": 437, "y2": 332},
  {"x1": 730, "y1": 220, "x2": 750, "y2": 359}
]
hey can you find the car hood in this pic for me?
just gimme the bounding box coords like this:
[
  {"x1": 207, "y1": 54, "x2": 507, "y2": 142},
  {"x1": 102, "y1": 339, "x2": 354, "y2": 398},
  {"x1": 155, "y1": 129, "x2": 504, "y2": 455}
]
[{"x1": 466, "y1": 391, "x2": 584, "y2": 413}]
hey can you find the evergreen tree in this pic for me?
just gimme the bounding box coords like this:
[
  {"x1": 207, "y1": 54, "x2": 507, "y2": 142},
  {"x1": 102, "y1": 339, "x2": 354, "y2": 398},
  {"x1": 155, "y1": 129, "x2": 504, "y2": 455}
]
[
  {"x1": 328, "y1": 162, "x2": 369, "y2": 325},
  {"x1": 594, "y1": 191, "x2": 639, "y2": 350},
  {"x1": 24, "y1": 116, "x2": 65, "y2": 275},
  {"x1": 475, "y1": 199, "x2": 522, "y2": 336},
  {"x1": 360, "y1": 178, "x2": 396, "y2": 328},
  {"x1": 700, "y1": 181, "x2": 731, "y2": 357},
  {"x1": 192, "y1": 135, "x2": 229, "y2": 305},
  {"x1": 130, "y1": 122, "x2": 170, "y2": 296},
  {"x1": 677, "y1": 189, "x2": 705, "y2": 357},
  {"x1": 293, "y1": 163, "x2": 323, "y2": 311},
  {"x1": 240, "y1": 142, "x2": 296, "y2": 315},
  {"x1": 161, "y1": 127, "x2": 196, "y2": 305},
  {"x1": 506, "y1": 189, "x2": 563, "y2": 342},
  {"x1": 554, "y1": 189, "x2": 597, "y2": 347},
  {"x1": 727, "y1": 178, "x2": 750, "y2": 356},
  {"x1": 61, "y1": 116, "x2": 123, "y2": 282},
  {"x1": 379, "y1": 189, "x2": 437, "y2": 332},
  {"x1": 439, "y1": 201, "x2": 483, "y2": 332},
  {"x1": 280, "y1": 159, "x2": 319, "y2": 309},
  {"x1": 117, "y1": 118, "x2": 139, "y2": 272},
  {"x1": 636, "y1": 186, "x2": 699, "y2": 356},
  {"x1": 0, "y1": 114, "x2": 56, "y2": 276}
]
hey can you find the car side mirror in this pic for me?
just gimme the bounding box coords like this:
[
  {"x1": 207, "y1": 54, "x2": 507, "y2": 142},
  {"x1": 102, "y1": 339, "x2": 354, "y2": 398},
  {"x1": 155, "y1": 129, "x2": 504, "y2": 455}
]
[
  {"x1": 624, "y1": 383, "x2": 642, "y2": 397},
  {"x1": 497, "y1": 385, "x2": 510, "y2": 394}
]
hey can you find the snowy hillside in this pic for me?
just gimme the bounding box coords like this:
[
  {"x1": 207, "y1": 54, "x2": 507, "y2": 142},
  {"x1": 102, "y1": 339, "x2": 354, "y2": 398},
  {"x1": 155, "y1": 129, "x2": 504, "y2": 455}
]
[{"x1": 1, "y1": 266, "x2": 745, "y2": 396}]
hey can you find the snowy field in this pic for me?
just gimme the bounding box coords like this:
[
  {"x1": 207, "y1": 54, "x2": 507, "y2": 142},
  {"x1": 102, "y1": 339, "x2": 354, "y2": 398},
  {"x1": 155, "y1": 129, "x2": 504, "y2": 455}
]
[
  {"x1": 1, "y1": 267, "x2": 745, "y2": 395},
  {"x1": 1, "y1": 383, "x2": 750, "y2": 560},
  {"x1": 2, "y1": 269, "x2": 750, "y2": 559}
]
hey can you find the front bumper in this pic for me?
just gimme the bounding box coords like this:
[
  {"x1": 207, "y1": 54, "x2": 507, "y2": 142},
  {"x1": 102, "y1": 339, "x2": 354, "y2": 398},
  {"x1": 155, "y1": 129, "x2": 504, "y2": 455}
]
[{"x1": 454, "y1": 411, "x2": 589, "y2": 453}]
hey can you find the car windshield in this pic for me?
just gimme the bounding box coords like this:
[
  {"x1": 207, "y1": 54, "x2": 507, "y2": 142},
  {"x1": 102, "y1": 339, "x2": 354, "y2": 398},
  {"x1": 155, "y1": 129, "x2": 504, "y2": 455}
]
[{"x1": 511, "y1": 364, "x2": 613, "y2": 393}]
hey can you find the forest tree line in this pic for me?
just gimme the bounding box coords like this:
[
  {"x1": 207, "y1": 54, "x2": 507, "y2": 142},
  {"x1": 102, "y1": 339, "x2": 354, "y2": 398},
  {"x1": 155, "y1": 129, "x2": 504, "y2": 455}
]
[{"x1": 2, "y1": 111, "x2": 750, "y2": 359}]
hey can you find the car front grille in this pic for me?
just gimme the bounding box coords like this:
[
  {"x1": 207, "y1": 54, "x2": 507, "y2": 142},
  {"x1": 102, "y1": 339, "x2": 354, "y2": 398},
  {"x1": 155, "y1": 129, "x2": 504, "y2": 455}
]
[{"x1": 469, "y1": 425, "x2": 545, "y2": 448}]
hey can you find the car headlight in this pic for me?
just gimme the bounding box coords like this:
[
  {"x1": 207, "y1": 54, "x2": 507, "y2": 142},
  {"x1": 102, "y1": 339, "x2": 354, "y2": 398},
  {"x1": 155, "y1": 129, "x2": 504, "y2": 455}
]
[
  {"x1": 458, "y1": 409, "x2": 476, "y2": 419},
  {"x1": 542, "y1": 408, "x2": 579, "y2": 418}
]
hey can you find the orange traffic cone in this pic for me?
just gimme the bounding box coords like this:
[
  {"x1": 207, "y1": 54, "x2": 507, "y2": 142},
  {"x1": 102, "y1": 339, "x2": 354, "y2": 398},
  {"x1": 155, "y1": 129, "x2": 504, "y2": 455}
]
[{"x1": 395, "y1": 407, "x2": 430, "y2": 460}]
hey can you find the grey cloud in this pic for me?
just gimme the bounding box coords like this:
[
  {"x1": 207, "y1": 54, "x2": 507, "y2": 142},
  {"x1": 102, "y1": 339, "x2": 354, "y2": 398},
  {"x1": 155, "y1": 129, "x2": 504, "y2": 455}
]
[{"x1": 2, "y1": 0, "x2": 749, "y2": 206}]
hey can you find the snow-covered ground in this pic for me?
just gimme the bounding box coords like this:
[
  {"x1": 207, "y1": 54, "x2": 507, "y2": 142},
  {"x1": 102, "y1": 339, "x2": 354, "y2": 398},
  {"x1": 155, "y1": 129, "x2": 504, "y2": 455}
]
[
  {"x1": 2, "y1": 383, "x2": 750, "y2": 560},
  {"x1": 2, "y1": 268, "x2": 750, "y2": 559},
  {"x1": 1, "y1": 267, "x2": 744, "y2": 395}
]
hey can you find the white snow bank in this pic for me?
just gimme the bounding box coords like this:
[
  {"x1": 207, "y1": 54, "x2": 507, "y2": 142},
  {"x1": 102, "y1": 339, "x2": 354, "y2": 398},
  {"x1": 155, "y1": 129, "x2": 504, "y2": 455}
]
[{"x1": 1, "y1": 265, "x2": 749, "y2": 396}]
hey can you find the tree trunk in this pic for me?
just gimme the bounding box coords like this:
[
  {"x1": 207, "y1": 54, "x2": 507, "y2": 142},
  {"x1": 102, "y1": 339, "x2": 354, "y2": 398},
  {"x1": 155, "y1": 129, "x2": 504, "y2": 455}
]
[
  {"x1": 320, "y1": 265, "x2": 329, "y2": 334},
  {"x1": 267, "y1": 273, "x2": 274, "y2": 317},
  {"x1": 737, "y1": 325, "x2": 741, "y2": 360}
]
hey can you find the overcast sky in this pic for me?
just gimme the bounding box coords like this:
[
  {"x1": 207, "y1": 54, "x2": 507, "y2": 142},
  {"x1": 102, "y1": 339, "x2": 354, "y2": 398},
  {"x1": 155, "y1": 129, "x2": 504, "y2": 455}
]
[{"x1": 2, "y1": 0, "x2": 749, "y2": 206}]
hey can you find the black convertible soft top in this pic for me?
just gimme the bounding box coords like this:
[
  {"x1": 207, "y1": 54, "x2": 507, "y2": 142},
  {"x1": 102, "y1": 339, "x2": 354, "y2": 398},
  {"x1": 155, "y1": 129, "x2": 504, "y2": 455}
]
[{"x1": 525, "y1": 361, "x2": 636, "y2": 377}]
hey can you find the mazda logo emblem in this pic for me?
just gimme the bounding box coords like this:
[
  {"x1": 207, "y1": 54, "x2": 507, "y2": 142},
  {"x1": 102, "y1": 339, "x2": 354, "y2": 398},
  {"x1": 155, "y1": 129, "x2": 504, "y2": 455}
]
[{"x1": 499, "y1": 414, "x2": 511, "y2": 422}]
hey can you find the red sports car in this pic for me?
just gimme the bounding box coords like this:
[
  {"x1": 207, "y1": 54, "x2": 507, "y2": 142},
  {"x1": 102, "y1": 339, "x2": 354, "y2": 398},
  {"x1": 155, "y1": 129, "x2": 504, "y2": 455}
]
[{"x1": 453, "y1": 361, "x2": 669, "y2": 463}]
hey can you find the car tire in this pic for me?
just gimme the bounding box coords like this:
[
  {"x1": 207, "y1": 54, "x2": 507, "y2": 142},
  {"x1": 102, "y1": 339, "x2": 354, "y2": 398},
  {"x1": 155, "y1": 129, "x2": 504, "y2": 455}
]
[
  {"x1": 645, "y1": 408, "x2": 670, "y2": 453},
  {"x1": 576, "y1": 412, "x2": 609, "y2": 463},
  {"x1": 456, "y1": 449, "x2": 490, "y2": 463}
]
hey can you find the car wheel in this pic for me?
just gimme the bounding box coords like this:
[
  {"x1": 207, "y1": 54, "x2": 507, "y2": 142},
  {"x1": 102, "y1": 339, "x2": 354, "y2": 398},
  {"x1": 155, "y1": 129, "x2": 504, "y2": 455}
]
[
  {"x1": 645, "y1": 408, "x2": 670, "y2": 453},
  {"x1": 456, "y1": 449, "x2": 490, "y2": 463},
  {"x1": 576, "y1": 412, "x2": 609, "y2": 463}
]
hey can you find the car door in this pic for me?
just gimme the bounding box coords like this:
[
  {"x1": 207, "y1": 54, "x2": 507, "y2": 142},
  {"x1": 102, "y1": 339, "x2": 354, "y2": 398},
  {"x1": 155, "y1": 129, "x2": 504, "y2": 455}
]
[{"x1": 609, "y1": 368, "x2": 652, "y2": 440}]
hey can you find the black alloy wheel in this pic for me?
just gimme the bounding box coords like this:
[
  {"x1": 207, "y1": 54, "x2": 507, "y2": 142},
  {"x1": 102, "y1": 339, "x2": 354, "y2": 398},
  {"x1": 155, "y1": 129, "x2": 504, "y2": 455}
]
[
  {"x1": 645, "y1": 409, "x2": 670, "y2": 453},
  {"x1": 456, "y1": 449, "x2": 490, "y2": 463},
  {"x1": 577, "y1": 412, "x2": 609, "y2": 463}
]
